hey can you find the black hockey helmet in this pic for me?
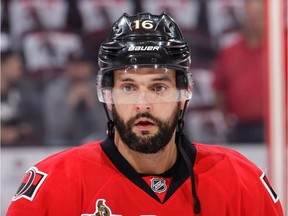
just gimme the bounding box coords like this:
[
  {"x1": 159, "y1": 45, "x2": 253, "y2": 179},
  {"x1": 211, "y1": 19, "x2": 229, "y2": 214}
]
[{"x1": 97, "y1": 12, "x2": 193, "y2": 104}]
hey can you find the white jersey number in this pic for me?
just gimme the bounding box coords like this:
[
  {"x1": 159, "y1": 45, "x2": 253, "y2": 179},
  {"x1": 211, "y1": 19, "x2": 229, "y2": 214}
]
[{"x1": 133, "y1": 20, "x2": 154, "y2": 30}]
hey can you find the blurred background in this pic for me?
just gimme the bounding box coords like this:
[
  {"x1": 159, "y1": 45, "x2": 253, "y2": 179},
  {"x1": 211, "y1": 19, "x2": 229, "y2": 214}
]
[{"x1": 1, "y1": 0, "x2": 286, "y2": 215}]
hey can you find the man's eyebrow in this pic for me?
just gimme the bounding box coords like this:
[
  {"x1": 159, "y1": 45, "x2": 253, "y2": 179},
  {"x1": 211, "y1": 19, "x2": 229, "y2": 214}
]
[
  {"x1": 151, "y1": 75, "x2": 173, "y2": 82},
  {"x1": 116, "y1": 75, "x2": 173, "y2": 82},
  {"x1": 117, "y1": 77, "x2": 135, "y2": 82}
]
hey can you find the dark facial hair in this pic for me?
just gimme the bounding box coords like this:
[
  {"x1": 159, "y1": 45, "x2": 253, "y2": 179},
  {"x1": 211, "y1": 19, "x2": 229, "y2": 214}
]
[{"x1": 112, "y1": 104, "x2": 181, "y2": 154}]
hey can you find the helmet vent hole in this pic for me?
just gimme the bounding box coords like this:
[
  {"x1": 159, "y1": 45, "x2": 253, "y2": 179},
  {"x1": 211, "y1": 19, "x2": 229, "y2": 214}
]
[
  {"x1": 130, "y1": 57, "x2": 137, "y2": 63},
  {"x1": 151, "y1": 58, "x2": 157, "y2": 63},
  {"x1": 164, "y1": 27, "x2": 171, "y2": 34},
  {"x1": 113, "y1": 25, "x2": 123, "y2": 35},
  {"x1": 113, "y1": 25, "x2": 119, "y2": 31}
]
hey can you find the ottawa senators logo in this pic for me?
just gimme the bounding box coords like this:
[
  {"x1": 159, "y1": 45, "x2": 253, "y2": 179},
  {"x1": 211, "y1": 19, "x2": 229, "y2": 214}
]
[
  {"x1": 95, "y1": 199, "x2": 111, "y2": 216},
  {"x1": 81, "y1": 199, "x2": 112, "y2": 216},
  {"x1": 12, "y1": 167, "x2": 48, "y2": 201}
]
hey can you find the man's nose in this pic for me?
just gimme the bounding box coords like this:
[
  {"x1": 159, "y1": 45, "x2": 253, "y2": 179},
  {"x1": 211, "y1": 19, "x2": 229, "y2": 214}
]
[{"x1": 135, "y1": 91, "x2": 152, "y2": 112}]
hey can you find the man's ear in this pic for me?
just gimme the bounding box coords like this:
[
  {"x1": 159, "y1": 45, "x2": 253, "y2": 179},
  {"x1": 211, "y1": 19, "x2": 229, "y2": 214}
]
[
  {"x1": 106, "y1": 102, "x2": 112, "y2": 110},
  {"x1": 179, "y1": 88, "x2": 192, "y2": 110},
  {"x1": 180, "y1": 100, "x2": 190, "y2": 110},
  {"x1": 104, "y1": 91, "x2": 113, "y2": 110}
]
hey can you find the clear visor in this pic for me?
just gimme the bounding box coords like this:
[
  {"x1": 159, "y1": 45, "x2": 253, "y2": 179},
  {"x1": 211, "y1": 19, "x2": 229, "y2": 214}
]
[{"x1": 97, "y1": 66, "x2": 193, "y2": 104}]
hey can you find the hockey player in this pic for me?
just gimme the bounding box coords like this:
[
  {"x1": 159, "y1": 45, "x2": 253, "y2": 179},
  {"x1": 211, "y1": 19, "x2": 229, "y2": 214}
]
[{"x1": 7, "y1": 12, "x2": 283, "y2": 216}]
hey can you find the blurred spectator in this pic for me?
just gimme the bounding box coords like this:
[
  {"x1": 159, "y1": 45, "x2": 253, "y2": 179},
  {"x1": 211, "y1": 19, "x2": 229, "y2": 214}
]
[
  {"x1": 184, "y1": 69, "x2": 227, "y2": 144},
  {"x1": 43, "y1": 50, "x2": 106, "y2": 146},
  {"x1": 21, "y1": 30, "x2": 82, "y2": 86},
  {"x1": 77, "y1": 0, "x2": 135, "y2": 45},
  {"x1": 7, "y1": 0, "x2": 82, "y2": 88},
  {"x1": 213, "y1": 0, "x2": 265, "y2": 143},
  {"x1": 8, "y1": 0, "x2": 69, "y2": 49},
  {"x1": 1, "y1": 50, "x2": 43, "y2": 146}
]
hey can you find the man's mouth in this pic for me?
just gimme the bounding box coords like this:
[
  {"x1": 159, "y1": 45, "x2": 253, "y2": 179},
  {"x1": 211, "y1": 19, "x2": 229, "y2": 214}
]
[{"x1": 135, "y1": 118, "x2": 155, "y2": 130}]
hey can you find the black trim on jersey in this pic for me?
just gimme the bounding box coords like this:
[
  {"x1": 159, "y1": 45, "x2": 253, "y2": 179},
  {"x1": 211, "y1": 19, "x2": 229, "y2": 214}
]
[
  {"x1": 101, "y1": 133, "x2": 197, "y2": 203},
  {"x1": 140, "y1": 152, "x2": 181, "y2": 178}
]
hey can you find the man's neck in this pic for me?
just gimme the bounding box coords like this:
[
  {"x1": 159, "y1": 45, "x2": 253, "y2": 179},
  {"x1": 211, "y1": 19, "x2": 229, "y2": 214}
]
[{"x1": 114, "y1": 132, "x2": 178, "y2": 175}]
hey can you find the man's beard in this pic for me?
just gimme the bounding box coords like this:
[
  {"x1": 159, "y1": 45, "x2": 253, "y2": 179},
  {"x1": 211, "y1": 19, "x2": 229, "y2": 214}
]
[{"x1": 112, "y1": 104, "x2": 181, "y2": 154}]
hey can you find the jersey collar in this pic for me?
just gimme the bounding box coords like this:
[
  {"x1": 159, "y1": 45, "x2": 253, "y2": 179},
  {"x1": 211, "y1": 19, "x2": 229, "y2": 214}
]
[{"x1": 101, "y1": 133, "x2": 197, "y2": 203}]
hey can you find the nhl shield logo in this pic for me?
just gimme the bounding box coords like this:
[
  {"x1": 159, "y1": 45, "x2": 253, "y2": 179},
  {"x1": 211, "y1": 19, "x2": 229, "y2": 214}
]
[{"x1": 150, "y1": 178, "x2": 167, "y2": 193}]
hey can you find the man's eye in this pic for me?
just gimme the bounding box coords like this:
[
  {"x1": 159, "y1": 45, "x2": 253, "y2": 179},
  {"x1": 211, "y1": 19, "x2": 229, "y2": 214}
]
[
  {"x1": 122, "y1": 85, "x2": 135, "y2": 93},
  {"x1": 152, "y1": 85, "x2": 166, "y2": 92}
]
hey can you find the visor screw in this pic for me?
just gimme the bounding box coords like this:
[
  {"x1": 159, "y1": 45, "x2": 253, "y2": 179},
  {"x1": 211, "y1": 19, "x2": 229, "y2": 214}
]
[
  {"x1": 130, "y1": 57, "x2": 137, "y2": 63},
  {"x1": 151, "y1": 58, "x2": 157, "y2": 63}
]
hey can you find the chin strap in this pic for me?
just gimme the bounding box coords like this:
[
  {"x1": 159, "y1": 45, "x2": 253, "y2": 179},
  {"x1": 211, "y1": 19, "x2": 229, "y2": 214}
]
[
  {"x1": 177, "y1": 100, "x2": 201, "y2": 214},
  {"x1": 102, "y1": 103, "x2": 114, "y2": 139}
]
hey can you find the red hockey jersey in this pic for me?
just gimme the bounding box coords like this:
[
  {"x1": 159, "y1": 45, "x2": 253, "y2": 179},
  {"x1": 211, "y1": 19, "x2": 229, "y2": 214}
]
[{"x1": 7, "y1": 136, "x2": 283, "y2": 216}]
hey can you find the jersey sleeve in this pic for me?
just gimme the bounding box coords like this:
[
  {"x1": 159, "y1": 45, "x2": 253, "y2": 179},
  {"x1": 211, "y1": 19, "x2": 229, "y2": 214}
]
[
  {"x1": 230, "y1": 150, "x2": 284, "y2": 216},
  {"x1": 6, "y1": 148, "x2": 83, "y2": 216}
]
